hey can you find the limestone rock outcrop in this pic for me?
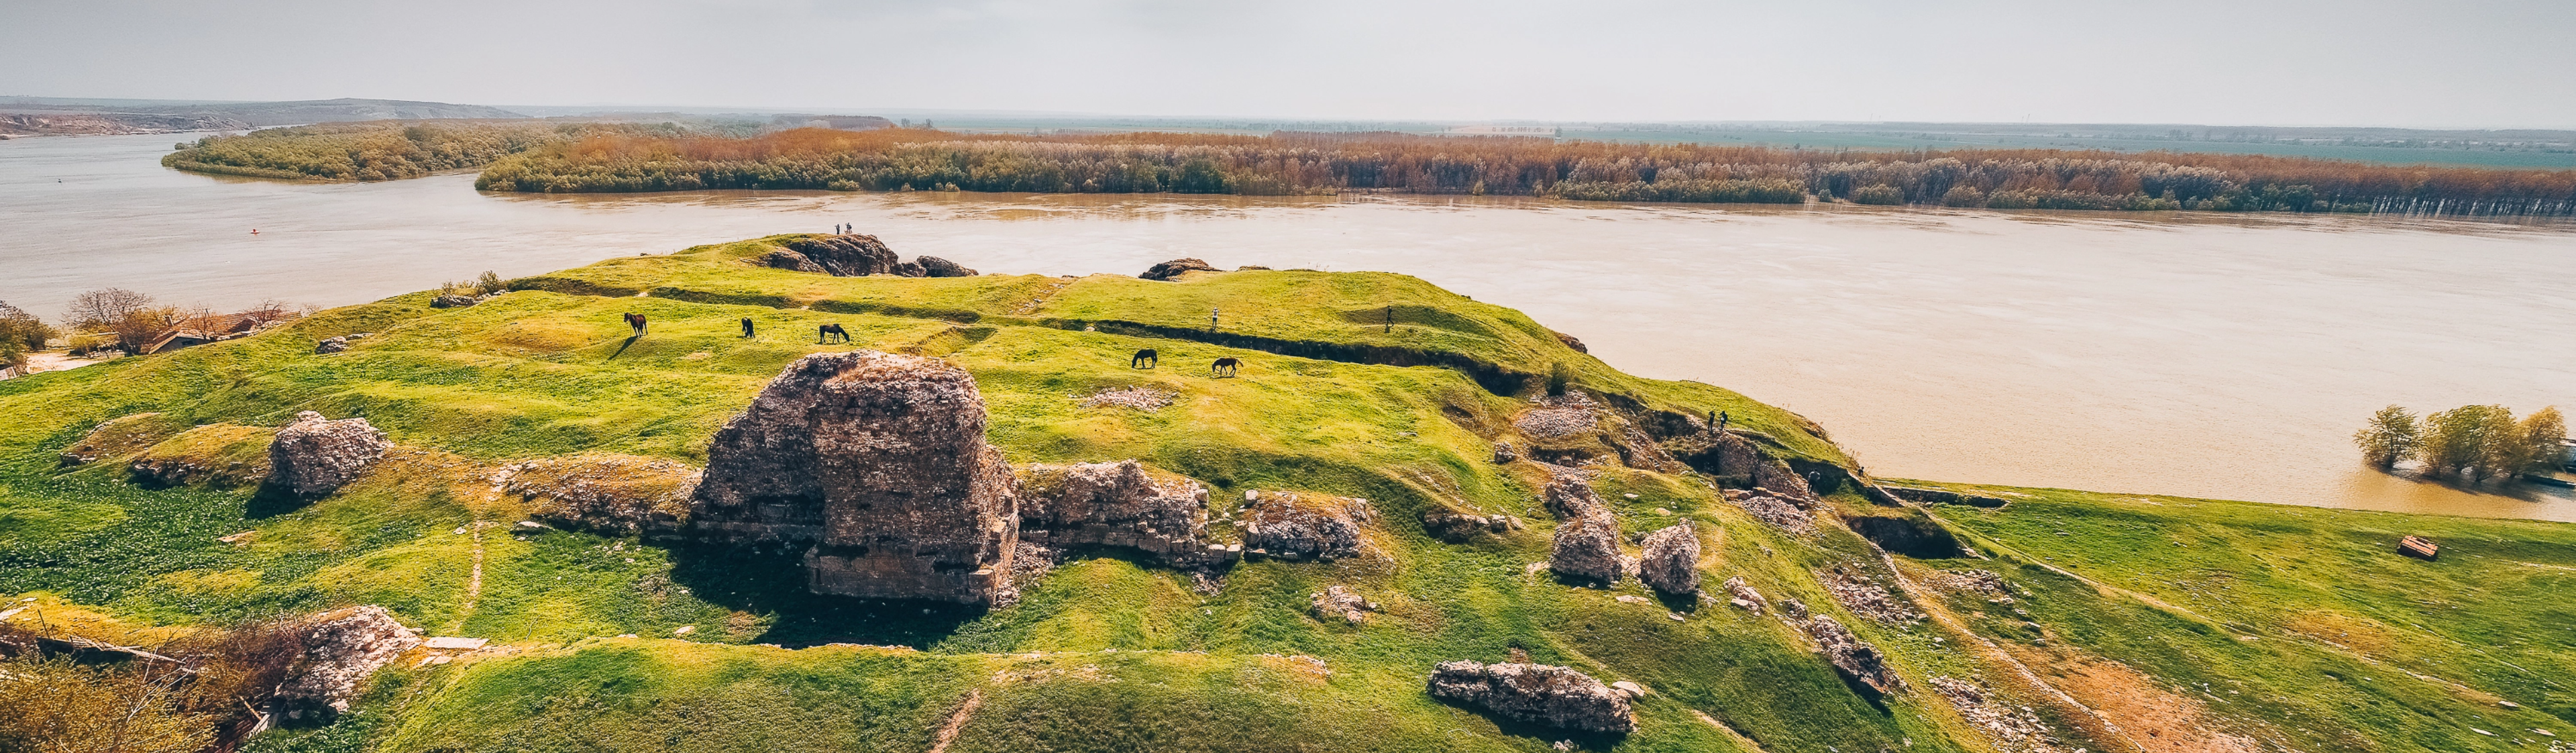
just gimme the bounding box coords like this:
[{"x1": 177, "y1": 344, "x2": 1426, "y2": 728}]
[
  {"x1": 1637, "y1": 523, "x2": 1701, "y2": 597},
  {"x1": 1018, "y1": 460, "x2": 1224, "y2": 567},
  {"x1": 1426, "y1": 660, "x2": 1637, "y2": 734},
  {"x1": 916, "y1": 256, "x2": 978, "y2": 277},
  {"x1": 1421, "y1": 507, "x2": 1513, "y2": 542},
  {"x1": 784, "y1": 234, "x2": 904, "y2": 277},
  {"x1": 274, "y1": 606, "x2": 421, "y2": 717},
  {"x1": 1670, "y1": 430, "x2": 1815, "y2": 501},
  {"x1": 1139, "y1": 258, "x2": 1218, "y2": 281},
  {"x1": 313, "y1": 333, "x2": 369, "y2": 355},
  {"x1": 1242, "y1": 493, "x2": 1371, "y2": 562},
  {"x1": 762, "y1": 248, "x2": 827, "y2": 273},
  {"x1": 1806, "y1": 615, "x2": 1903, "y2": 696},
  {"x1": 690, "y1": 350, "x2": 1018, "y2": 605},
  {"x1": 266, "y1": 411, "x2": 388, "y2": 499}
]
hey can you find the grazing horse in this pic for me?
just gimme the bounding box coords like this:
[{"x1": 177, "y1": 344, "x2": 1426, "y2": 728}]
[
  {"x1": 1211, "y1": 357, "x2": 1240, "y2": 377},
  {"x1": 623, "y1": 312, "x2": 647, "y2": 336},
  {"x1": 1132, "y1": 348, "x2": 1159, "y2": 368},
  {"x1": 741, "y1": 317, "x2": 755, "y2": 338},
  {"x1": 818, "y1": 323, "x2": 851, "y2": 344}
]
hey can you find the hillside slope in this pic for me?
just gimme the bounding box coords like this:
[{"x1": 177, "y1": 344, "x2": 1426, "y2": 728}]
[{"x1": 1, "y1": 236, "x2": 2566, "y2": 753}]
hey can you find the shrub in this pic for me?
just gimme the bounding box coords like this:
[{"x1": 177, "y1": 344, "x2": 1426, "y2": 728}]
[
  {"x1": 1546, "y1": 362, "x2": 1572, "y2": 397},
  {"x1": 1849, "y1": 185, "x2": 1906, "y2": 205},
  {"x1": 2353, "y1": 405, "x2": 2420, "y2": 468}
]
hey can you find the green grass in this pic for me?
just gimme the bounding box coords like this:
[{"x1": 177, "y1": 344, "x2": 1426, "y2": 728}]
[
  {"x1": 1898, "y1": 481, "x2": 2576, "y2": 751},
  {"x1": 2, "y1": 234, "x2": 2567, "y2": 752}
]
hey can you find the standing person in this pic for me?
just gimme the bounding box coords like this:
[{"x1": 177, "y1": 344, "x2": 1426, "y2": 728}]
[
  {"x1": 1210, "y1": 307, "x2": 1220, "y2": 330},
  {"x1": 1719, "y1": 411, "x2": 1729, "y2": 432},
  {"x1": 741, "y1": 317, "x2": 755, "y2": 338}
]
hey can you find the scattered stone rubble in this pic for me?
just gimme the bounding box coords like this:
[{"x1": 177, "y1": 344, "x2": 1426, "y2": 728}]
[
  {"x1": 1018, "y1": 460, "x2": 1231, "y2": 568},
  {"x1": 266, "y1": 411, "x2": 388, "y2": 500},
  {"x1": 689, "y1": 350, "x2": 1020, "y2": 605},
  {"x1": 1723, "y1": 576, "x2": 1769, "y2": 613},
  {"x1": 1727, "y1": 489, "x2": 1816, "y2": 534},
  {"x1": 503, "y1": 454, "x2": 703, "y2": 536},
  {"x1": 1421, "y1": 508, "x2": 1516, "y2": 541},
  {"x1": 1819, "y1": 566, "x2": 1921, "y2": 624},
  {"x1": 313, "y1": 332, "x2": 370, "y2": 354},
  {"x1": 1309, "y1": 585, "x2": 1376, "y2": 624},
  {"x1": 1492, "y1": 441, "x2": 1517, "y2": 463},
  {"x1": 1515, "y1": 403, "x2": 1599, "y2": 441},
  {"x1": 1426, "y1": 660, "x2": 1637, "y2": 734},
  {"x1": 1243, "y1": 493, "x2": 1372, "y2": 562},
  {"x1": 274, "y1": 606, "x2": 421, "y2": 717},
  {"x1": 1138, "y1": 258, "x2": 1218, "y2": 281},
  {"x1": 1076, "y1": 386, "x2": 1177, "y2": 411},
  {"x1": 1636, "y1": 524, "x2": 1701, "y2": 597},
  {"x1": 1932, "y1": 676, "x2": 2075, "y2": 753}
]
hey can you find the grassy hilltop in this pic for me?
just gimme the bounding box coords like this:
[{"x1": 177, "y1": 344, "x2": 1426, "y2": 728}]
[{"x1": 1, "y1": 236, "x2": 2569, "y2": 753}]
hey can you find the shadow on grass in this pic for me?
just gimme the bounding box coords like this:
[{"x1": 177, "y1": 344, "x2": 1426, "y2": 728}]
[
  {"x1": 609, "y1": 334, "x2": 641, "y2": 360},
  {"x1": 663, "y1": 541, "x2": 983, "y2": 649},
  {"x1": 1424, "y1": 698, "x2": 1629, "y2": 751},
  {"x1": 243, "y1": 481, "x2": 311, "y2": 519}
]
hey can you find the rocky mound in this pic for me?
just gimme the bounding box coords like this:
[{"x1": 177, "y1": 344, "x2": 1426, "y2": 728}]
[
  {"x1": 783, "y1": 234, "x2": 903, "y2": 277},
  {"x1": 1426, "y1": 660, "x2": 1636, "y2": 734},
  {"x1": 274, "y1": 606, "x2": 421, "y2": 718},
  {"x1": 1637, "y1": 523, "x2": 1701, "y2": 597},
  {"x1": 504, "y1": 454, "x2": 703, "y2": 536},
  {"x1": 761, "y1": 248, "x2": 826, "y2": 273},
  {"x1": 128, "y1": 424, "x2": 275, "y2": 489},
  {"x1": 1309, "y1": 585, "x2": 1375, "y2": 624},
  {"x1": 916, "y1": 256, "x2": 977, "y2": 277},
  {"x1": 1138, "y1": 258, "x2": 1218, "y2": 281},
  {"x1": 689, "y1": 350, "x2": 1019, "y2": 605},
  {"x1": 1018, "y1": 460, "x2": 1225, "y2": 567},
  {"x1": 58, "y1": 412, "x2": 182, "y2": 467},
  {"x1": 1669, "y1": 430, "x2": 1816, "y2": 501},
  {"x1": 266, "y1": 411, "x2": 389, "y2": 500},
  {"x1": 1242, "y1": 492, "x2": 1372, "y2": 562}
]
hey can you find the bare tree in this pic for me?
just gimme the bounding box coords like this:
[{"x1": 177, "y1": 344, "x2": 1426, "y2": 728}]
[{"x1": 64, "y1": 288, "x2": 155, "y2": 330}]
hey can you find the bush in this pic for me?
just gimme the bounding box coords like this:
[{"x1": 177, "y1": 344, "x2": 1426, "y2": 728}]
[
  {"x1": 2353, "y1": 405, "x2": 2420, "y2": 468},
  {"x1": 1849, "y1": 185, "x2": 1906, "y2": 205},
  {"x1": 1546, "y1": 362, "x2": 1571, "y2": 397}
]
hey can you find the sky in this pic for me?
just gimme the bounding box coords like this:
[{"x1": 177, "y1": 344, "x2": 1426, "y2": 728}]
[{"x1": 6, "y1": 0, "x2": 2574, "y2": 128}]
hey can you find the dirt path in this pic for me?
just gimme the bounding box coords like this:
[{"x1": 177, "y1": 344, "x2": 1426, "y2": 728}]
[
  {"x1": 926, "y1": 689, "x2": 983, "y2": 753},
  {"x1": 446, "y1": 520, "x2": 491, "y2": 635},
  {"x1": 1880, "y1": 551, "x2": 2149, "y2": 753},
  {"x1": 1007, "y1": 277, "x2": 1079, "y2": 316}
]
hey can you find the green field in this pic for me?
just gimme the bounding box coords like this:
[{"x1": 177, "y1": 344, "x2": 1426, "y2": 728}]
[{"x1": 2, "y1": 236, "x2": 2566, "y2": 752}]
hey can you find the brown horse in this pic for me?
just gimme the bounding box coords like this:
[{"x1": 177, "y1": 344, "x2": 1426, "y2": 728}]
[
  {"x1": 623, "y1": 312, "x2": 647, "y2": 336},
  {"x1": 818, "y1": 323, "x2": 851, "y2": 344},
  {"x1": 1211, "y1": 357, "x2": 1240, "y2": 377}
]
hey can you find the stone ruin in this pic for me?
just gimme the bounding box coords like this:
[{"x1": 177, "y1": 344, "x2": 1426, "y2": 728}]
[
  {"x1": 1242, "y1": 493, "x2": 1372, "y2": 562},
  {"x1": 1542, "y1": 474, "x2": 1624, "y2": 585},
  {"x1": 265, "y1": 411, "x2": 389, "y2": 500},
  {"x1": 1309, "y1": 585, "x2": 1375, "y2": 624},
  {"x1": 767, "y1": 234, "x2": 977, "y2": 278},
  {"x1": 1636, "y1": 523, "x2": 1701, "y2": 597},
  {"x1": 1018, "y1": 460, "x2": 1233, "y2": 568},
  {"x1": 689, "y1": 350, "x2": 1020, "y2": 605},
  {"x1": 274, "y1": 606, "x2": 421, "y2": 717},
  {"x1": 1426, "y1": 660, "x2": 1637, "y2": 734},
  {"x1": 691, "y1": 350, "x2": 1275, "y2": 607}
]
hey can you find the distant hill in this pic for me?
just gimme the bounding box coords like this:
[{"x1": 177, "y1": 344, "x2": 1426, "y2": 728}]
[{"x1": 0, "y1": 97, "x2": 527, "y2": 136}]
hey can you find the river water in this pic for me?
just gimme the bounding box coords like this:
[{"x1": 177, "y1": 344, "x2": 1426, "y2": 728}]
[{"x1": 6, "y1": 134, "x2": 2573, "y2": 521}]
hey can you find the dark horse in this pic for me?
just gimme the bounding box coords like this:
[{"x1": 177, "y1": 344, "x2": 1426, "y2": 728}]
[
  {"x1": 741, "y1": 317, "x2": 755, "y2": 338},
  {"x1": 1132, "y1": 348, "x2": 1158, "y2": 368},
  {"x1": 623, "y1": 312, "x2": 647, "y2": 336},
  {"x1": 1211, "y1": 357, "x2": 1240, "y2": 377},
  {"x1": 818, "y1": 323, "x2": 851, "y2": 344}
]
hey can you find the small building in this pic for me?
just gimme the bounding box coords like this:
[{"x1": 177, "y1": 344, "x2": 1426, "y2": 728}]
[{"x1": 137, "y1": 309, "x2": 297, "y2": 355}]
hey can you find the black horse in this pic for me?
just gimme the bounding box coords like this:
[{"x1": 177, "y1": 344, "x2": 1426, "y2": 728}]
[
  {"x1": 818, "y1": 323, "x2": 851, "y2": 343},
  {"x1": 1211, "y1": 357, "x2": 1240, "y2": 377},
  {"x1": 1132, "y1": 348, "x2": 1158, "y2": 368},
  {"x1": 741, "y1": 317, "x2": 756, "y2": 338}
]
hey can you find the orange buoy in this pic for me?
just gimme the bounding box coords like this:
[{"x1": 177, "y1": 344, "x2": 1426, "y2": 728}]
[{"x1": 250, "y1": 229, "x2": 260, "y2": 234}]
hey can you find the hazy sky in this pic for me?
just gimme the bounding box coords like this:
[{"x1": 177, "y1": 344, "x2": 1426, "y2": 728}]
[{"x1": 7, "y1": 0, "x2": 2573, "y2": 127}]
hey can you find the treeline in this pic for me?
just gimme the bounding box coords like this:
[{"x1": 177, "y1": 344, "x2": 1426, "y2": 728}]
[
  {"x1": 162, "y1": 121, "x2": 690, "y2": 181},
  {"x1": 2355, "y1": 405, "x2": 2566, "y2": 484},
  {"x1": 469, "y1": 129, "x2": 2576, "y2": 217}
]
